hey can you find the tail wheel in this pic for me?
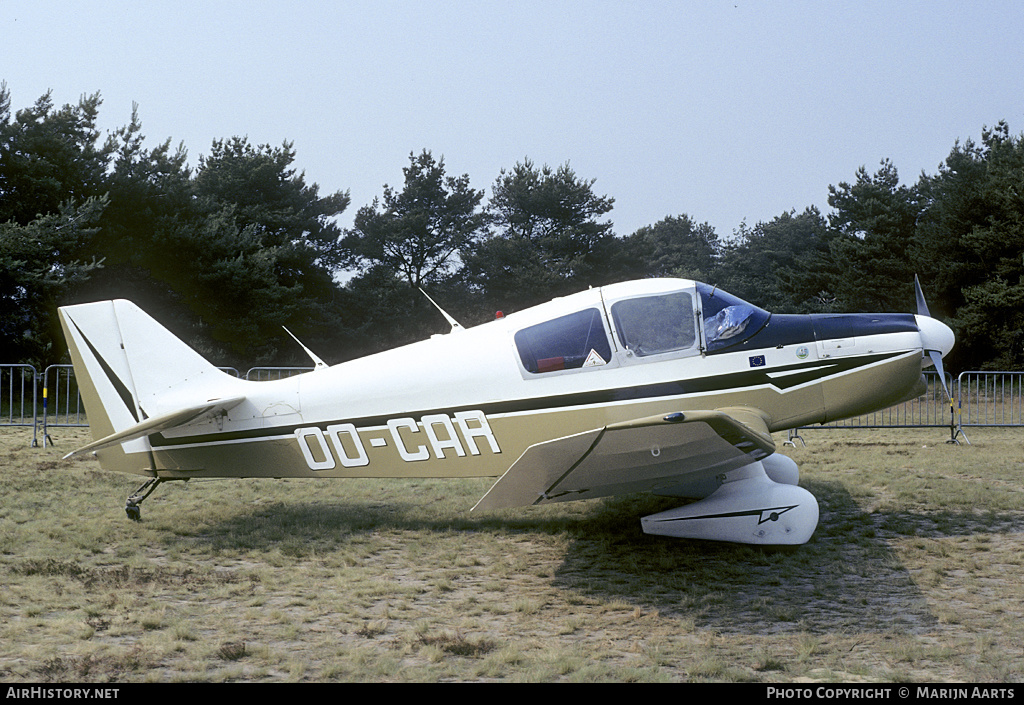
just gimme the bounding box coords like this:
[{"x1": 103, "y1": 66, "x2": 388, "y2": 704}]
[{"x1": 124, "y1": 478, "x2": 164, "y2": 521}]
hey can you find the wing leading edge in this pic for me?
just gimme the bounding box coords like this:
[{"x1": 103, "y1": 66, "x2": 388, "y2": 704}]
[{"x1": 473, "y1": 407, "x2": 776, "y2": 511}]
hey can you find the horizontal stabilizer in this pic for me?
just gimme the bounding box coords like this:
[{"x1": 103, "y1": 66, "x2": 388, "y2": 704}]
[
  {"x1": 63, "y1": 395, "x2": 245, "y2": 459},
  {"x1": 473, "y1": 408, "x2": 775, "y2": 511}
]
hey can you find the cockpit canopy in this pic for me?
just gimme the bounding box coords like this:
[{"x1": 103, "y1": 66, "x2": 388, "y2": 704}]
[{"x1": 513, "y1": 280, "x2": 771, "y2": 376}]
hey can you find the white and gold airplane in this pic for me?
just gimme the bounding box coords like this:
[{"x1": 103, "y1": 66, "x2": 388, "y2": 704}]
[{"x1": 58, "y1": 277, "x2": 954, "y2": 545}]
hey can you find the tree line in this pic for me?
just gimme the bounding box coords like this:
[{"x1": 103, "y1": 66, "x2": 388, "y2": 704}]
[{"x1": 2, "y1": 84, "x2": 1023, "y2": 372}]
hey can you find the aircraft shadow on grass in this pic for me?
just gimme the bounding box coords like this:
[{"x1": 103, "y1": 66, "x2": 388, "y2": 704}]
[{"x1": 185, "y1": 477, "x2": 1022, "y2": 636}]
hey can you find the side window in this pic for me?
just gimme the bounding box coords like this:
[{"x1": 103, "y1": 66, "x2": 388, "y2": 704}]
[
  {"x1": 515, "y1": 308, "x2": 612, "y2": 374},
  {"x1": 611, "y1": 291, "x2": 697, "y2": 357}
]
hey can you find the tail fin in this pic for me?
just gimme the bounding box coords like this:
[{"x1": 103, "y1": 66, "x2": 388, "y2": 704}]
[{"x1": 59, "y1": 300, "x2": 243, "y2": 473}]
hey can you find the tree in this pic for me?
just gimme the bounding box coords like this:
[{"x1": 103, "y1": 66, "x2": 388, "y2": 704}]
[
  {"x1": 195, "y1": 137, "x2": 350, "y2": 271},
  {"x1": 717, "y1": 207, "x2": 838, "y2": 313},
  {"x1": 339, "y1": 151, "x2": 485, "y2": 349},
  {"x1": 74, "y1": 104, "x2": 195, "y2": 309},
  {"x1": 0, "y1": 198, "x2": 106, "y2": 365},
  {"x1": 621, "y1": 214, "x2": 719, "y2": 281},
  {"x1": 163, "y1": 137, "x2": 352, "y2": 362},
  {"x1": 465, "y1": 159, "x2": 617, "y2": 311},
  {"x1": 914, "y1": 122, "x2": 1024, "y2": 369},
  {"x1": 0, "y1": 84, "x2": 113, "y2": 365},
  {"x1": 342, "y1": 150, "x2": 485, "y2": 290},
  {"x1": 80, "y1": 131, "x2": 353, "y2": 364},
  {"x1": 0, "y1": 88, "x2": 360, "y2": 366},
  {"x1": 0, "y1": 84, "x2": 112, "y2": 226},
  {"x1": 820, "y1": 159, "x2": 922, "y2": 312}
]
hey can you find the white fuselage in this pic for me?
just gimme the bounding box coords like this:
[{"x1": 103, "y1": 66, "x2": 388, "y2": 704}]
[{"x1": 145, "y1": 278, "x2": 937, "y2": 480}]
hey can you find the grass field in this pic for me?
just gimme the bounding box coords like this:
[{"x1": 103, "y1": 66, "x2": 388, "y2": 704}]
[{"x1": 1, "y1": 426, "x2": 1022, "y2": 682}]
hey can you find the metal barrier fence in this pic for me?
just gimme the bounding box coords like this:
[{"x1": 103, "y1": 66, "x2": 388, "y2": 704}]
[
  {"x1": 1, "y1": 364, "x2": 39, "y2": 446},
  {"x1": 43, "y1": 364, "x2": 85, "y2": 429},
  {"x1": 789, "y1": 371, "x2": 1024, "y2": 441},
  {"x1": 3, "y1": 365, "x2": 1024, "y2": 446},
  {"x1": 956, "y1": 371, "x2": 1024, "y2": 428}
]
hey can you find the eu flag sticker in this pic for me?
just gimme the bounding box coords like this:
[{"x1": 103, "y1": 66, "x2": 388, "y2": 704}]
[{"x1": 749, "y1": 355, "x2": 766, "y2": 368}]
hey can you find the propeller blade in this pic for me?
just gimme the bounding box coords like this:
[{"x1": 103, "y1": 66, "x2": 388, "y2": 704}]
[
  {"x1": 930, "y1": 349, "x2": 951, "y2": 401},
  {"x1": 915, "y1": 275, "x2": 951, "y2": 401},
  {"x1": 914, "y1": 274, "x2": 931, "y2": 317}
]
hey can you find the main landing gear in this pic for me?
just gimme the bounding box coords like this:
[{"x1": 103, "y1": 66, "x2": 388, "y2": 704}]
[
  {"x1": 640, "y1": 455, "x2": 819, "y2": 545},
  {"x1": 125, "y1": 477, "x2": 165, "y2": 521}
]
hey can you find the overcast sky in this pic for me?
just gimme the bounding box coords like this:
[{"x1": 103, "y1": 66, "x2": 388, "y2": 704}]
[{"x1": 3, "y1": 0, "x2": 1023, "y2": 240}]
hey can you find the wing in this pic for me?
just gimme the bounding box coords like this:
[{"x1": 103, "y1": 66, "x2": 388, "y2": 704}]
[
  {"x1": 63, "y1": 395, "x2": 245, "y2": 459},
  {"x1": 472, "y1": 407, "x2": 775, "y2": 511}
]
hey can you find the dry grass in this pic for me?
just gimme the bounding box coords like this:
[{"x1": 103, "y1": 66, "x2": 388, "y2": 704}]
[{"x1": 1, "y1": 426, "x2": 1022, "y2": 682}]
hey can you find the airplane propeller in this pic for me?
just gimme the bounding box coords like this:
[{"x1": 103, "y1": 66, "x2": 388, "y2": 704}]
[{"x1": 914, "y1": 274, "x2": 953, "y2": 401}]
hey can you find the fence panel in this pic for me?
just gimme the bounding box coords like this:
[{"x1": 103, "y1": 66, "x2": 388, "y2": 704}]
[
  {"x1": 1, "y1": 364, "x2": 39, "y2": 445},
  {"x1": 956, "y1": 371, "x2": 1024, "y2": 428},
  {"x1": 42, "y1": 364, "x2": 86, "y2": 428}
]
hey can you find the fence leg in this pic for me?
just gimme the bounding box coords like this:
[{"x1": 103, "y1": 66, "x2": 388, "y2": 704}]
[
  {"x1": 947, "y1": 397, "x2": 970, "y2": 445},
  {"x1": 42, "y1": 381, "x2": 50, "y2": 447},
  {"x1": 784, "y1": 428, "x2": 806, "y2": 447}
]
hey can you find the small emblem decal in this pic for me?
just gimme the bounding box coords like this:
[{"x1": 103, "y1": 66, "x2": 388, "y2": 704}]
[
  {"x1": 583, "y1": 349, "x2": 607, "y2": 367},
  {"x1": 749, "y1": 355, "x2": 766, "y2": 368},
  {"x1": 796, "y1": 346, "x2": 809, "y2": 359}
]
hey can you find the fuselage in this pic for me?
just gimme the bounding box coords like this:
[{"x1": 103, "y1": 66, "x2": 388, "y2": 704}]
[{"x1": 143, "y1": 278, "x2": 945, "y2": 481}]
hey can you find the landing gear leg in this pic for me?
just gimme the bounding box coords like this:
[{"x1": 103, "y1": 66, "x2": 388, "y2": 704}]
[{"x1": 125, "y1": 478, "x2": 164, "y2": 521}]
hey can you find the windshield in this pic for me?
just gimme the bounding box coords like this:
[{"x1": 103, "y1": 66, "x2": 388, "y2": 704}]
[
  {"x1": 610, "y1": 291, "x2": 697, "y2": 357},
  {"x1": 696, "y1": 283, "x2": 770, "y2": 352}
]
